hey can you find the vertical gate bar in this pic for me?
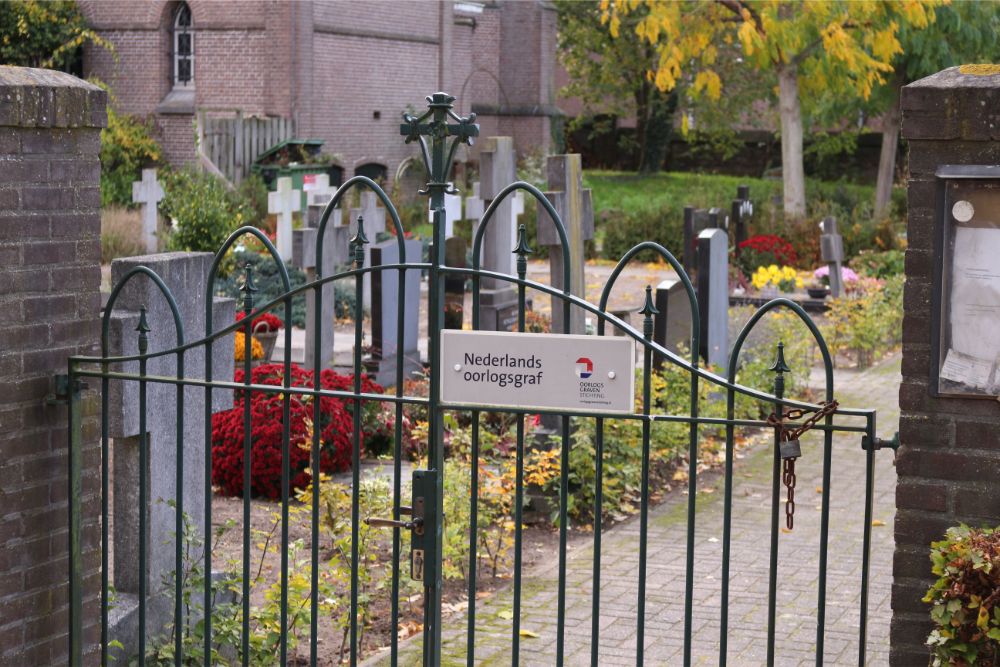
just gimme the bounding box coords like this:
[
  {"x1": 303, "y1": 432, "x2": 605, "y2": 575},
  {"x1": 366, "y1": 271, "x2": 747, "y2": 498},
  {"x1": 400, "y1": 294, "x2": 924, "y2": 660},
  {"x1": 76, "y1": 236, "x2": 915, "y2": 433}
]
[
  {"x1": 683, "y1": 327, "x2": 700, "y2": 667},
  {"x1": 857, "y1": 413, "x2": 876, "y2": 666},
  {"x1": 137, "y1": 309, "x2": 150, "y2": 666},
  {"x1": 311, "y1": 271, "x2": 322, "y2": 667},
  {"x1": 424, "y1": 172, "x2": 447, "y2": 665},
  {"x1": 101, "y1": 370, "x2": 109, "y2": 667},
  {"x1": 391, "y1": 254, "x2": 407, "y2": 666},
  {"x1": 815, "y1": 427, "x2": 833, "y2": 665},
  {"x1": 468, "y1": 259, "x2": 483, "y2": 667},
  {"x1": 174, "y1": 350, "x2": 185, "y2": 666},
  {"x1": 590, "y1": 414, "x2": 604, "y2": 667},
  {"x1": 240, "y1": 272, "x2": 255, "y2": 667},
  {"x1": 766, "y1": 348, "x2": 786, "y2": 667},
  {"x1": 636, "y1": 286, "x2": 656, "y2": 666},
  {"x1": 203, "y1": 317, "x2": 214, "y2": 662},
  {"x1": 720, "y1": 383, "x2": 736, "y2": 666},
  {"x1": 68, "y1": 363, "x2": 83, "y2": 667},
  {"x1": 280, "y1": 296, "x2": 293, "y2": 666},
  {"x1": 557, "y1": 236, "x2": 572, "y2": 666},
  {"x1": 511, "y1": 406, "x2": 524, "y2": 667},
  {"x1": 511, "y1": 245, "x2": 532, "y2": 667},
  {"x1": 350, "y1": 229, "x2": 367, "y2": 667}
]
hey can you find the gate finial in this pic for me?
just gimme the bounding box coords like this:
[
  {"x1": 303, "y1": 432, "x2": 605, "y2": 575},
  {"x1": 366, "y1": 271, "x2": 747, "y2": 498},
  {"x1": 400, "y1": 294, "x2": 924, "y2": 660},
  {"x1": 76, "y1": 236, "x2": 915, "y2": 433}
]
[
  {"x1": 639, "y1": 285, "x2": 658, "y2": 339},
  {"x1": 400, "y1": 92, "x2": 479, "y2": 196},
  {"x1": 136, "y1": 305, "x2": 151, "y2": 355},
  {"x1": 769, "y1": 341, "x2": 791, "y2": 375}
]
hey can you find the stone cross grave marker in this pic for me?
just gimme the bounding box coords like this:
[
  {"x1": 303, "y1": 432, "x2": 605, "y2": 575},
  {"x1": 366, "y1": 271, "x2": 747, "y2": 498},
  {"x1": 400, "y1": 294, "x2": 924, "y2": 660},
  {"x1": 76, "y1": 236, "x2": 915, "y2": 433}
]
[
  {"x1": 367, "y1": 238, "x2": 423, "y2": 385},
  {"x1": 304, "y1": 173, "x2": 341, "y2": 228},
  {"x1": 819, "y1": 216, "x2": 845, "y2": 298},
  {"x1": 697, "y1": 227, "x2": 729, "y2": 369},
  {"x1": 131, "y1": 168, "x2": 164, "y2": 253},
  {"x1": 475, "y1": 136, "x2": 521, "y2": 331},
  {"x1": 428, "y1": 185, "x2": 462, "y2": 239},
  {"x1": 105, "y1": 252, "x2": 234, "y2": 650},
  {"x1": 293, "y1": 225, "x2": 351, "y2": 368},
  {"x1": 653, "y1": 278, "x2": 693, "y2": 369},
  {"x1": 536, "y1": 153, "x2": 594, "y2": 334},
  {"x1": 349, "y1": 191, "x2": 387, "y2": 308},
  {"x1": 268, "y1": 176, "x2": 301, "y2": 260}
]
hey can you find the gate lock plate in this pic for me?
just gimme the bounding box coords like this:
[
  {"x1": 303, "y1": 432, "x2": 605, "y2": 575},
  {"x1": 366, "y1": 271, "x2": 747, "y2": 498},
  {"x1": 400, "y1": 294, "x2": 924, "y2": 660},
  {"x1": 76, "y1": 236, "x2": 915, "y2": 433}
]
[{"x1": 364, "y1": 468, "x2": 437, "y2": 583}]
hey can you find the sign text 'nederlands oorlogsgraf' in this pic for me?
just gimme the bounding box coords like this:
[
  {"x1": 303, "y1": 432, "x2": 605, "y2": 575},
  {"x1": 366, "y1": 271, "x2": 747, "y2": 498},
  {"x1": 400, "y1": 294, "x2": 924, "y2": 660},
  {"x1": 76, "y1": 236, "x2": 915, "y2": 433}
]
[{"x1": 440, "y1": 330, "x2": 635, "y2": 414}]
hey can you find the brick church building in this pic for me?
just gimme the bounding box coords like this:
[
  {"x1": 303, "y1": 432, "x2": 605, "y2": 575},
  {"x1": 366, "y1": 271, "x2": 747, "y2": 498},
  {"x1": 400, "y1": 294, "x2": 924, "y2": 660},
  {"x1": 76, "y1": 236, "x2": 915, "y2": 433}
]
[{"x1": 80, "y1": 0, "x2": 559, "y2": 181}]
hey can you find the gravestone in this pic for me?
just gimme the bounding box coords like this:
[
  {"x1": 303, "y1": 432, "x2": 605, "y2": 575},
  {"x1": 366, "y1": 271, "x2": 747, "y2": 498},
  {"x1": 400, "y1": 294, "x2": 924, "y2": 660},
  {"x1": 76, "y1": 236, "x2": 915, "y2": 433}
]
[
  {"x1": 536, "y1": 154, "x2": 594, "y2": 334},
  {"x1": 105, "y1": 252, "x2": 234, "y2": 657},
  {"x1": 476, "y1": 137, "x2": 521, "y2": 331},
  {"x1": 444, "y1": 236, "x2": 467, "y2": 329},
  {"x1": 731, "y1": 184, "x2": 753, "y2": 258},
  {"x1": 696, "y1": 228, "x2": 728, "y2": 368},
  {"x1": 349, "y1": 191, "x2": 387, "y2": 308},
  {"x1": 268, "y1": 176, "x2": 301, "y2": 260},
  {"x1": 682, "y1": 206, "x2": 711, "y2": 278},
  {"x1": 366, "y1": 239, "x2": 422, "y2": 386},
  {"x1": 819, "y1": 216, "x2": 845, "y2": 298},
  {"x1": 653, "y1": 278, "x2": 694, "y2": 369},
  {"x1": 292, "y1": 226, "x2": 347, "y2": 368},
  {"x1": 131, "y1": 168, "x2": 164, "y2": 253}
]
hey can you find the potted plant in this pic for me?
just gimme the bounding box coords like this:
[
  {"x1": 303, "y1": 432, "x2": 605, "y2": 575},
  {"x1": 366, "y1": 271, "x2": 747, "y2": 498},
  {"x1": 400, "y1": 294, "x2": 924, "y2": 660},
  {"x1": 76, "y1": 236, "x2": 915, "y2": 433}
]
[{"x1": 236, "y1": 311, "x2": 283, "y2": 361}]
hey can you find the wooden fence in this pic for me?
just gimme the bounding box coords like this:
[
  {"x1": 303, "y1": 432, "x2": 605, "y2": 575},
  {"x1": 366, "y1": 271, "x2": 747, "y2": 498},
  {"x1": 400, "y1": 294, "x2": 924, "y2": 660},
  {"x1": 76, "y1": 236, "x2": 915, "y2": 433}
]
[{"x1": 196, "y1": 111, "x2": 295, "y2": 185}]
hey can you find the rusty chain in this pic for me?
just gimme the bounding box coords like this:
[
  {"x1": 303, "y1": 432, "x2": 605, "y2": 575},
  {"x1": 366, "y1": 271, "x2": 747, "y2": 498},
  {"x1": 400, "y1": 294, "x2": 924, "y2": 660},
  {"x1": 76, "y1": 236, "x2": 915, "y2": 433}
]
[{"x1": 766, "y1": 400, "x2": 839, "y2": 529}]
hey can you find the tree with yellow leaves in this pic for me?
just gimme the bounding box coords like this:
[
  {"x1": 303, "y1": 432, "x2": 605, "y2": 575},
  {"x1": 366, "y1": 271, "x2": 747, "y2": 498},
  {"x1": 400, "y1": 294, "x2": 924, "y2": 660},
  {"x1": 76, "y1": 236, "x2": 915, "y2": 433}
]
[{"x1": 602, "y1": 0, "x2": 938, "y2": 218}]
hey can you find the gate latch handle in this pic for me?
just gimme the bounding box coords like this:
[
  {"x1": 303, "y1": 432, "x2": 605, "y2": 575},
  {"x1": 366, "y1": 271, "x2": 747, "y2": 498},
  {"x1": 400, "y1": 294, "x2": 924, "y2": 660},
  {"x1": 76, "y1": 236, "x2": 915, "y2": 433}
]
[{"x1": 365, "y1": 516, "x2": 424, "y2": 532}]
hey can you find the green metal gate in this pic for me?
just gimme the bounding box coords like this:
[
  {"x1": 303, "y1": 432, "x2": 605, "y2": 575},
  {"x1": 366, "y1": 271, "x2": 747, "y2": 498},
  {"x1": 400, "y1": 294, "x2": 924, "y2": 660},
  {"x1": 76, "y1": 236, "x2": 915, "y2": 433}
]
[{"x1": 68, "y1": 92, "x2": 892, "y2": 666}]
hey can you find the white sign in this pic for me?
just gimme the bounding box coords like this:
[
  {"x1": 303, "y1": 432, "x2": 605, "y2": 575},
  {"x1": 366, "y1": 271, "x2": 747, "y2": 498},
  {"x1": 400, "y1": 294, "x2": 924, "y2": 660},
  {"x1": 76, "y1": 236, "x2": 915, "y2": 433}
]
[{"x1": 440, "y1": 330, "x2": 635, "y2": 414}]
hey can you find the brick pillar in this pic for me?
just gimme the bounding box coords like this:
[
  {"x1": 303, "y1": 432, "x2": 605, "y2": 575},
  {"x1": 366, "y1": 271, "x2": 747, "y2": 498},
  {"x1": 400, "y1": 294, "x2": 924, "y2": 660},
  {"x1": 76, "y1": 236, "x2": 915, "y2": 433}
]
[
  {"x1": 0, "y1": 67, "x2": 106, "y2": 664},
  {"x1": 893, "y1": 66, "x2": 1000, "y2": 665}
]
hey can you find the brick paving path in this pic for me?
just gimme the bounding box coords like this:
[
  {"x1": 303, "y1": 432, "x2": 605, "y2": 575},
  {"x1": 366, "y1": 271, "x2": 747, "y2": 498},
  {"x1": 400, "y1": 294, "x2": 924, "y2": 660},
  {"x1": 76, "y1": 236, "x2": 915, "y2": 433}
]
[{"x1": 379, "y1": 353, "x2": 900, "y2": 666}]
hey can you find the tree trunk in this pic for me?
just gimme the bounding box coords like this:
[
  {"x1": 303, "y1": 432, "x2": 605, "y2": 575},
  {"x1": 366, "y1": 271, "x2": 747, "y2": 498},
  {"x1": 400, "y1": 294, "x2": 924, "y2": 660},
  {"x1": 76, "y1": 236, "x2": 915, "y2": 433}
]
[
  {"x1": 635, "y1": 82, "x2": 650, "y2": 173},
  {"x1": 777, "y1": 64, "x2": 806, "y2": 218},
  {"x1": 875, "y1": 86, "x2": 902, "y2": 217}
]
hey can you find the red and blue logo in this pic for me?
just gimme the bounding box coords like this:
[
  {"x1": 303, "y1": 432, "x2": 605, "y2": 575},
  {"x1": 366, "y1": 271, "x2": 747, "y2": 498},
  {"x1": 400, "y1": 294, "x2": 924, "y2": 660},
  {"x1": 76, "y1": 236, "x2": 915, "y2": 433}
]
[{"x1": 575, "y1": 357, "x2": 593, "y2": 379}]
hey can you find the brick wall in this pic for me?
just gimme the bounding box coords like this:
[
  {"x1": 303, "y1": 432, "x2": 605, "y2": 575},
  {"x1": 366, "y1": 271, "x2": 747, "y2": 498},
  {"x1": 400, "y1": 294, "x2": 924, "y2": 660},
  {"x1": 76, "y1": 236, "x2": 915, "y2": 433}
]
[
  {"x1": 0, "y1": 66, "x2": 105, "y2": 666},
  {"x1": 892, "y1": 66, "x2": 1000, "y2": 665},
  {"x1": 80, "y1": 0, "x2": 559, "y2": 179}
]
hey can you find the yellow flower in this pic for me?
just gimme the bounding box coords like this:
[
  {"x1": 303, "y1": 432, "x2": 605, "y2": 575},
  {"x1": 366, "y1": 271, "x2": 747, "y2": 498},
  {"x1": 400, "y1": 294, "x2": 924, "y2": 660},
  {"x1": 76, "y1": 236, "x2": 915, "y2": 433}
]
[{"x1": 234, "y1": 331, "x2": 264, "y2": 361}]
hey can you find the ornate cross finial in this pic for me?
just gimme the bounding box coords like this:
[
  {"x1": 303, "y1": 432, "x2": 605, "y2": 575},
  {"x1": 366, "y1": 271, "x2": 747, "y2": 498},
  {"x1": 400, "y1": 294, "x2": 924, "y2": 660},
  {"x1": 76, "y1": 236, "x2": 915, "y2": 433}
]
[
  {"x1": 769, "y1": 341, "x2": 791, "y2": 375},
  {"x1": 400, "y1": 92, "x2": 479, "y2": 196}
]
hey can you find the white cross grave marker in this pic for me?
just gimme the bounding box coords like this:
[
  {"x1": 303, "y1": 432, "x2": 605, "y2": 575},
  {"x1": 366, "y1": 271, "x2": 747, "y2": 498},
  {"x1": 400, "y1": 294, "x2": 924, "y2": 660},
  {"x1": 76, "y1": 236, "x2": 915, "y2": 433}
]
[
  {"x1": 132, "y1": 168, "x2": 165, "y2": 253},
  {"x1": 268, "y1": 176, "x2": 301, "y2": 260},
  {"x1": 428, "y1": 185, "x2": 462, "y2": 238}
]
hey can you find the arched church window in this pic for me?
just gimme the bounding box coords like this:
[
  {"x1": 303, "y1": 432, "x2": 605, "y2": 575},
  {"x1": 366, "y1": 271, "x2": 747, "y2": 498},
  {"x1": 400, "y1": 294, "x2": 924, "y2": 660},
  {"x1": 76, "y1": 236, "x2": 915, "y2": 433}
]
[{"x1": 173, "y1": 3, "x2": 193, "y2": 87}]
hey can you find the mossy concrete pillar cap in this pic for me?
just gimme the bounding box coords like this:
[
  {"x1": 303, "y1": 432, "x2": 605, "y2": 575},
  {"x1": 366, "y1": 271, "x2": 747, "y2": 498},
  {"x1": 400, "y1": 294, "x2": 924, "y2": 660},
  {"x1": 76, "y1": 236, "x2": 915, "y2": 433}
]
[{"x1": 0, "y1": 65, "x2": 107, "y2": 128}]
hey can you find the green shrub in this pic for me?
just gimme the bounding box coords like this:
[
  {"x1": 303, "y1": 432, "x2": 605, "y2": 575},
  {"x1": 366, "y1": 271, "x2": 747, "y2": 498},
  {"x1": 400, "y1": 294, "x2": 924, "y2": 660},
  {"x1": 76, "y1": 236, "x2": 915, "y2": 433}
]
[
  {"x1": 600, "y1": 207, "x2": 683, "y2": 263},
  {"x1": 100, "y1": 105, "x2": 162, "y2": 207},
  {"x1": 213, "y1": 249, "x2": 360, "y2": 328},
  {"x1": 850, "y1": 249, "x2": 905, "y2": 279},
  {"x1": 161, "y1": 168, "x2": 250, "y2": 253},
  {"x1": 924, "y1": 524, "x2": 1000, "y2": 666},
  {"x1": 234, "y1": 174, "x2": 270, "y2": 229},
  {"x1": 821, "y1": 274, "x2": 903, "y2": 368}
]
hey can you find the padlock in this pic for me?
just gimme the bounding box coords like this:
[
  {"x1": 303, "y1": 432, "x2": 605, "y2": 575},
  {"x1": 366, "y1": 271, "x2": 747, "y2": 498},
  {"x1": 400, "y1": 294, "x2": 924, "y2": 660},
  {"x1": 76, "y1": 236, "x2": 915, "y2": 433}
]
[{"x1": 779, "y1": 438, "x2": 801, "y2": 459}]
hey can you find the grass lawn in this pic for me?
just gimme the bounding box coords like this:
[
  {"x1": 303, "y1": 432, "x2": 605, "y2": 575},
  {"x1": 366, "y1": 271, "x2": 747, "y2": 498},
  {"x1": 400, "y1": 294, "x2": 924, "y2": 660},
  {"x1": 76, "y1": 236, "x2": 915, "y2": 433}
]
[{"x1": 583, "y1": 169, "x2": 880, "y2": 215}]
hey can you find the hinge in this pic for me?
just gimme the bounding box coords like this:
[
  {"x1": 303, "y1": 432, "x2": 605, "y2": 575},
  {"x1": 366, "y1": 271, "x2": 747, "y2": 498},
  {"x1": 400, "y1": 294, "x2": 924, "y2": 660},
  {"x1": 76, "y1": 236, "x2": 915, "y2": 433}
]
[
  {"x1": 862, "y1": 431, "x2": 899, "y2": 451},
  {"x1": 46, "y1": 374, "x2": 87, "y2": 406}
]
